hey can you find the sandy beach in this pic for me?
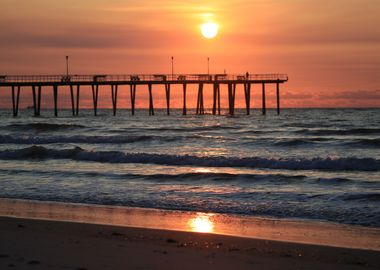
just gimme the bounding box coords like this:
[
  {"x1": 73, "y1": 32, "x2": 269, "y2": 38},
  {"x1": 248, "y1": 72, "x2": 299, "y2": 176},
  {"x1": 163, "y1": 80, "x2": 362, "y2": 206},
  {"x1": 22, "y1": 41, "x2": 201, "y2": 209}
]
[
  {"x1": 0, "y1": 216, "x2": 380, "y2": 270},
  {"x1": 1, "y1": 199, "x2": 380, "y2": 270},
  {"x1": 1, "y1": 0, "x2": 379, "y2": 268}
]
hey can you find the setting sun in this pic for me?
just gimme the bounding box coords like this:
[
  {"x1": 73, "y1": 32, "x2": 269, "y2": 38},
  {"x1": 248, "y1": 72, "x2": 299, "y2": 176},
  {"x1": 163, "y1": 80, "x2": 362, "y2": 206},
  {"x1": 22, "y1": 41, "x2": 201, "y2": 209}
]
[{"x1": 201, "y1": 22, "x2": 219, "y2": 39}]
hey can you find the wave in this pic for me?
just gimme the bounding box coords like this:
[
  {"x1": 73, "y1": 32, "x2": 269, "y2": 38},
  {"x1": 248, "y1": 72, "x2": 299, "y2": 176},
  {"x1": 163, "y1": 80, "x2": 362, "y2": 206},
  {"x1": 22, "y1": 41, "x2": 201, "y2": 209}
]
[
  {"x1": 3, "y1": 168, "x2": 364, "y2": 186},
  {"x1": 0, "y1": 134, "x2": 187, "y2": 144},
  {"x1": 345, "y1": 138, "x2": 380, "y2": 148},
  {"x1": 337, "y1": 193, "x2": 380, "y2": 202},
  {"x1": 273, "y1": 137, "x2": 380, "y2": 147},
  {"x1": 1, "y1": 146, "x2": 379, "y2": 171},
  {"x1": 5, "y1": 123, "x2": 85, "y2": 132},
  {"x1": 130, "y1": 125, "x2": 240, "y2": 132},
  {"x1": 2, "y1": 134, "x2": 378, "y2": 148},
  {"x1": 315, "y1": 177, "x2": 353, "y2": 184},
  {"x1": 295, "y1": 128, "x2": 380, "y2": 136},
  {"x1": 272, "y1": 138, "x2": 330, "y2": 147},
  {"x1": 281, "y1": 123, "x2": 338, "y2": 129},
  {"x1": 0, "y1": 168, "x2": 308, "y2": 183}
]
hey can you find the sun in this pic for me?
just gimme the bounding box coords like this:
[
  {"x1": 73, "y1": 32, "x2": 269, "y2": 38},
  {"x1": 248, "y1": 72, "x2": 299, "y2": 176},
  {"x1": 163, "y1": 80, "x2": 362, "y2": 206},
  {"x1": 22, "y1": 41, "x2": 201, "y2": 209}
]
[{"x1": 201, "y1": 22, "x2": 219, "y2": 39}]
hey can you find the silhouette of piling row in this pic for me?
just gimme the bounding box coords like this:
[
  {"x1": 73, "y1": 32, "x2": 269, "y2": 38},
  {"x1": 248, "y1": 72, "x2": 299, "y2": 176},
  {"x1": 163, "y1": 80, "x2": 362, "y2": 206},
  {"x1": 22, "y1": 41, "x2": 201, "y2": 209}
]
[{"x1": 1, "y1": 74, "x2": 288, "y2": 117}]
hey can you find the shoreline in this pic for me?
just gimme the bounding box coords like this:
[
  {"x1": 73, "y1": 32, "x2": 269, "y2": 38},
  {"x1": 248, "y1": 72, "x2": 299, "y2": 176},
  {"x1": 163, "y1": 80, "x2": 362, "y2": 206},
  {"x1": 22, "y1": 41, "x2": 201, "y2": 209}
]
[
  {"x1": 1, "y1": 216, "x2": 380, "y2": 270},
  {"x1": 1, "y1": 198, "x2": 380, "y2": 251}
]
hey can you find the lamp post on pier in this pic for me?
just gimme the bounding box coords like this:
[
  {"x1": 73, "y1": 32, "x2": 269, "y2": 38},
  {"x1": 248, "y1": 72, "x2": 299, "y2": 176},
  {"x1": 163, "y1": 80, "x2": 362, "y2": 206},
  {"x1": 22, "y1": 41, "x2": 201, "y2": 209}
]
[
  {"x1": 207, "y1": 57, "x2": 210, "y2": 75},
  {"x1": 171, "y1": 56, "x2": 174, "y2": 79},
  {"x1": 65, "y1": 56, "x2": 69, "y2": 76}
]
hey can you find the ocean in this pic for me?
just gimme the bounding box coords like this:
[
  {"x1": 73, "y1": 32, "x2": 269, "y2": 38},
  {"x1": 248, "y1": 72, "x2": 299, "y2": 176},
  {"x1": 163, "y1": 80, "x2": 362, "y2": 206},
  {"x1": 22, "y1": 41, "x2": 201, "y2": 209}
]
[{"x1": 0, "y1": 108, "x2": 379, "y2": 227}]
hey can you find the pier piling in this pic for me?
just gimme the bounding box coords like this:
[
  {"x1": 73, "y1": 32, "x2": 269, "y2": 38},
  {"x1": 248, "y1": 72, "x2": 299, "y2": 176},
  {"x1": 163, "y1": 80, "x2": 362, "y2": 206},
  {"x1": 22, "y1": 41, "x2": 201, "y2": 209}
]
[
  {"x1": 228, "y1": 83, "x2": 236, "y2": 116},
  {"x1": 11, "y1": 86, "x2": 20, "y2": 117},
  {"x1": 165, "y1": 84, "x2": 170, "y2": 115},
  {"x1": 69, "y1": 85, "x2": 80, "y2": 116},
  {"x1": 244, "y1": 83, "x2": 251, "y2": 115},
  {"x1": 182, "y1": 84, "x2": 187, "y2": 115},
  {"x1": 148, "y1": 84, "x2": 154, "y2": 116},
  {"x1": 262, "y1": 83, "x2": 266, "y2": 115},
  {"x1": 91, "y1": 85, "x2": 99, "y2": 116},
  {"x1": 32, "y1": 86, "x2": 42, "y2": 117},
  {"x1": 53, "y1": 85, "x2": 58, "y2": 117},
  {"x1": 196, "y1": 83, "x2": 204, "y2": 115},
  {"x1": 70, "y1": 85, "x2": 80, "y2": 116},
  {"x1": 130, "y1": 84, "x2": 136, "y2": 116},
  {"x1": 212, "y1": 83, "x2": 221, "y2": 115},
  {"x1": 111, "y1": 84, "x2": 118, "y2": 116},
  {"x1": 70, "y1": 85, "x2": 75, "y2": 116},
  {"x1": 276, "y1": 82, "x2": 280, "y2": 115},
  {"x1": 1, "y1": 73, "x2": 288, "y2": 117}
]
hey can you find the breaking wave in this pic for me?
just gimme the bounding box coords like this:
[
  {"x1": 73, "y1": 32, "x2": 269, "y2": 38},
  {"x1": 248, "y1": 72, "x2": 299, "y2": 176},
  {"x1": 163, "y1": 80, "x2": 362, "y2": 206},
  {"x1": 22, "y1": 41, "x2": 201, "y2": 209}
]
[
  {"x1": 0, "y1": 146, "x2": 379, "y2": 171},
  {"x1": 295, "y1": 128, "x2": 380, "y2": 136},
  {"x1": 6, "y1": 123, "x2": 85, "y2": 131}
]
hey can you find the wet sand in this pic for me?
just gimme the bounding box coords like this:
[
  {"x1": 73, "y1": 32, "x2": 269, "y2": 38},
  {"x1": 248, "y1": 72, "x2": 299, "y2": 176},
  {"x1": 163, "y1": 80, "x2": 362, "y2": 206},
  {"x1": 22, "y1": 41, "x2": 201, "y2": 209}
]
[
  {"x1": 1, "y1": 216, "x2": 380, "y2": 270},
  {"x1": 0, "y1": 199, "x2": 380, "y2": 269}
]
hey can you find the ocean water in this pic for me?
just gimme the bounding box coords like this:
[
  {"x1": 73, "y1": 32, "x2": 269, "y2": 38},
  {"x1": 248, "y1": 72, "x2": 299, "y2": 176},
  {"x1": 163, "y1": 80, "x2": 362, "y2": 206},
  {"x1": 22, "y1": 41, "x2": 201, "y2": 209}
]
[{"x1": 0, "y1": 108, "x2": 379, "y2": 227}]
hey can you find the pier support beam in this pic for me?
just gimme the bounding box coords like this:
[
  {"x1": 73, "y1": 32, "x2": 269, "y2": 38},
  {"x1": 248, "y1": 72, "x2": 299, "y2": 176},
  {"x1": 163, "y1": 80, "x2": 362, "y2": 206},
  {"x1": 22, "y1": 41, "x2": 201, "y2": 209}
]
[
  {"x1": 92, "y1": 85, "x2": 99, "y2": 116},
  {"x1": 130, "y1": 84, "x2": 136, "y2": 116},
  {"x1": 70, "y1": 85, "x2": 75, "y2": 116},
  {"x1": 244, "y1": 83, "x2": 251, "y2": 115},
  {"x1": 218, "y1": 84, "x2": 221, "y2": 115},
  {"x1": 32, "y1": 86, "x2": 42, "y2": 117},
  {"x1": 276, "y1": 82, "x2": 280, "y2": 115},
  {"x1": 262, "y1": 83, "x2": 266, "y2": 115},
  {"x1": 53, "y1": 85, "x2": 58, "y2": 117},
  {"x1": 165, "y1": 83, "x2": 170, "y2": 115},
  {"x1": 228, "y1": 83, "x2": 236, "y2": 116},
  {"x1": 212, "y1": 83, "x2": 221, "y2": 115},
  {"x1": 148, "y1": 84, "x2": 154, "y2": 116},
  {"x1": 196, "y1": 83, "x2": 204, "y2": 115},
  {"x1": 233, "y1": 83, "x2": 236, "y2": 114},
  {"x1": 70, "y1": 85, "x2": 80, "y2": 116},
  {"x1": 11, "y1": 86, "x2": 20, "y2": 117},
  {"x1": 111, "y1": 84, "x2": 118, "y2": 116},
  {"x1": 182, "y1": 84, "x2": 187, "y2": 115}
]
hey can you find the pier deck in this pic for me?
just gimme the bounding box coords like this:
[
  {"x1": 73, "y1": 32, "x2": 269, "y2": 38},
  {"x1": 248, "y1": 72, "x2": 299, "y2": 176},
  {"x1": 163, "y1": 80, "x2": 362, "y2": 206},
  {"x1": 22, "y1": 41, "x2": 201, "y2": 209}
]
[{"x1": 0, "y1": 73, "x2": 288, "y2": 117}]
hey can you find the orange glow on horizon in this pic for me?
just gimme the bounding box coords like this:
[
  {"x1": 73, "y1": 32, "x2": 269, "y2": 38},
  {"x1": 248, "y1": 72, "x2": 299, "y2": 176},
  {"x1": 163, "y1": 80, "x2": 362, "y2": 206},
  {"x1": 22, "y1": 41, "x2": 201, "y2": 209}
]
[{"x1": 0, "y1": 0, "x2": 379, "y2": 108}]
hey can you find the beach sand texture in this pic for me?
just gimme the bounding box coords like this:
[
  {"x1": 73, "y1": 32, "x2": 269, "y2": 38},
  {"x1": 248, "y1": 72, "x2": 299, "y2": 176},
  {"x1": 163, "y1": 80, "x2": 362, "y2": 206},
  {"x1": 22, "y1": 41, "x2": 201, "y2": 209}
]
[
  {"x1": 1, "y1": 199, "x2": 380, "y2": 270},
  {"x1": 1, "y1": 216, "x2": 380, "y2": 270}
]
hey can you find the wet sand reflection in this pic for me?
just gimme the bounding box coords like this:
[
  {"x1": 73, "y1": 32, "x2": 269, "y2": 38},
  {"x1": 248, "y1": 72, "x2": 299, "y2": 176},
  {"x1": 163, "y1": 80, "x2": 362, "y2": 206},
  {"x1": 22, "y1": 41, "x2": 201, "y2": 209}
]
[
  {"x1": 189, "y1": 213, "x2": 214, "y2": 233},
  {"x1": 1, "y1": 198, "x2": 380, "y2": 251}
]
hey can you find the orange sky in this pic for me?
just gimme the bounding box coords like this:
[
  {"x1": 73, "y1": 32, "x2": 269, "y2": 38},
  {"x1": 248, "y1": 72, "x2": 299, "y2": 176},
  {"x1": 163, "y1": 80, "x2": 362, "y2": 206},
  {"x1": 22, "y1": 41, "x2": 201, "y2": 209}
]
[{"x1": 0, "y1": 0, "x2": 379, "y2": 108}]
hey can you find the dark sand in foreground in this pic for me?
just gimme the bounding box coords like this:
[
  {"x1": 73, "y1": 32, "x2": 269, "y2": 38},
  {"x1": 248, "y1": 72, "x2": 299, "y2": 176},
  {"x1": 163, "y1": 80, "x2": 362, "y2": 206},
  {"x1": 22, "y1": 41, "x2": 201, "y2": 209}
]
[{"x1": 1, "y1": 216, "x2": 380, "y2": 270}]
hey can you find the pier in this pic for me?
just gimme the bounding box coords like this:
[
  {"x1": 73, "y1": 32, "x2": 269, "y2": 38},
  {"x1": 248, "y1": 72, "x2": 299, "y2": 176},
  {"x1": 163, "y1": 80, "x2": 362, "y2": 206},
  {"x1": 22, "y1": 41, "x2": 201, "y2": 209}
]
[{"x1": 0, "y1": 73, "x2": 288, "y2": 117}]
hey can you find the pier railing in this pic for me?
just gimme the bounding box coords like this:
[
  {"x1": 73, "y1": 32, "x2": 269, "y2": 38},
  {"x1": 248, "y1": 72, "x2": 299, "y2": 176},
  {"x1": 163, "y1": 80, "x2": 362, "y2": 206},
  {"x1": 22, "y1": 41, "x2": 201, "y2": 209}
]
[
  {"x1": 1, "y1": 73, "x2": 288, "y2": 117},
  {"x1": 0, "y1": 74, "x2": 288, "y2": 83}
]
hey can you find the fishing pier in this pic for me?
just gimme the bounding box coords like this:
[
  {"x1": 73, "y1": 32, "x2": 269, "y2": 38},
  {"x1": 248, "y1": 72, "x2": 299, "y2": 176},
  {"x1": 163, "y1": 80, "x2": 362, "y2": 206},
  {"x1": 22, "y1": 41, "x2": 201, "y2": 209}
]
[{"x1": 0, "y1": 73, "x2": 288, "y2": 117}]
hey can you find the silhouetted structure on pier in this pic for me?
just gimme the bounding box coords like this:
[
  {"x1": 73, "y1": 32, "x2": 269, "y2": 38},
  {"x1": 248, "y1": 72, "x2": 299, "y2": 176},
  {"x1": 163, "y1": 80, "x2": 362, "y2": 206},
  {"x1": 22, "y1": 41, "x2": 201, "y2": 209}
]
[{"x1": 0, "y1": 73, "x2": 288, "y2": 117}]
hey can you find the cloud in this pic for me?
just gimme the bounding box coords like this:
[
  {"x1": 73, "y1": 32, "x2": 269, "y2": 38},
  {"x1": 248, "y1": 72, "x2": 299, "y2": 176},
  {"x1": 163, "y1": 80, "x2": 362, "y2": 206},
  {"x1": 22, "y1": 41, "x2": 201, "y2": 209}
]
[
  {"x1": 319, "y1": 90, "x2": 380, "y2": 100},
  {"x1": 282, "y1": 91, "x2": 313, "y2": 100},
  {"x1": 0, "y1": 22, "x2": 186, "y2": 50}
]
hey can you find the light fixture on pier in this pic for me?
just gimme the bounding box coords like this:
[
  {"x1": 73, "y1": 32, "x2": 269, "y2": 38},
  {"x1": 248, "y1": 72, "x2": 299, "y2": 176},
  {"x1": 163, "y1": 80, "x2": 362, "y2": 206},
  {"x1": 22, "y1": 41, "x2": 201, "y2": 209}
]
[
  {"x1": 65, "y1": 56, "x2": 69, "y2": 76},
  {"x1": 171, "y1": 56, "x2": 174, "y2": 79},
  {"x1": 207, "y1": 57, "x2": 210, "y2": 75}
]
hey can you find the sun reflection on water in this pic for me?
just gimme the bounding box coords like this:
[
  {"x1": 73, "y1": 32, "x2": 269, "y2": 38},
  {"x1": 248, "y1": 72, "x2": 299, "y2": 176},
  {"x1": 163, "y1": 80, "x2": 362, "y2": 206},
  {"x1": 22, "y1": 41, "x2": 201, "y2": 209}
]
[{"x1": 189, "y1": 213, "x2": 214, "y2": 233}]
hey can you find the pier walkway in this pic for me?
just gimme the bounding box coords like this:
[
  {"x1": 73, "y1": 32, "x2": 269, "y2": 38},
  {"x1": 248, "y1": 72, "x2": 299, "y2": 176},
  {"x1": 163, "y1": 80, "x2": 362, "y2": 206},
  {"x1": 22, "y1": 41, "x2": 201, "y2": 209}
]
[{"x1": 0, "y1": 73, "x2": 288, "y2": 117}]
